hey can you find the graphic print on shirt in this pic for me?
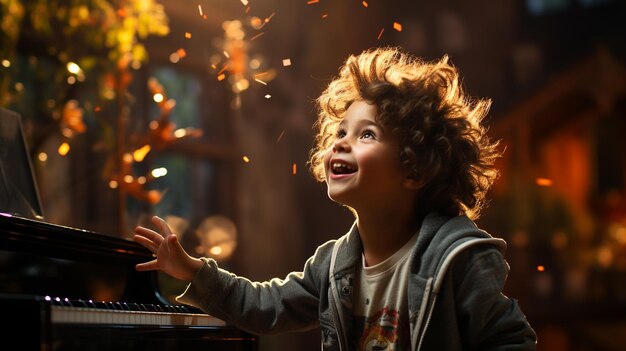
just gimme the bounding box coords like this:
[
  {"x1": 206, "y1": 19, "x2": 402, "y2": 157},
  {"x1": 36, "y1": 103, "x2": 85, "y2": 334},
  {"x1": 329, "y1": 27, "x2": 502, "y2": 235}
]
[{"x1": 353, "y1": 306, "x2": 400, "y2": 350}]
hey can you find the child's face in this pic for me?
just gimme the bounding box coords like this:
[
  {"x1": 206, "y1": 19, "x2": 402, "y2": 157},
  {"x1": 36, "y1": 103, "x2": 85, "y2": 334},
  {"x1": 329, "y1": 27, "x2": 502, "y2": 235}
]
[{"x1": 323, "y1": 100, "x2": 412, "y2": 210}]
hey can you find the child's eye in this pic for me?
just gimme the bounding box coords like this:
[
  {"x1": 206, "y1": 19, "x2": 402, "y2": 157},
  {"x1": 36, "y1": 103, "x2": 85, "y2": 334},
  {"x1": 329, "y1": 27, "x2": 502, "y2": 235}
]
[
  {"x1": 361, "y1": 130, "x2": 376, "y2": 139},
  {"x1": 336, "y1": 129, "x2": 346, "y2": 138}
]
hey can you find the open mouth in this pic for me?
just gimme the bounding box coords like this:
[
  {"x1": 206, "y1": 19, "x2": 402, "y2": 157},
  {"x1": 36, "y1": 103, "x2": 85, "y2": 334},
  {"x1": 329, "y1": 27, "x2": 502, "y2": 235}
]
[{"x1": 331, "y1": 162, "x2": 357, "y2": 175}]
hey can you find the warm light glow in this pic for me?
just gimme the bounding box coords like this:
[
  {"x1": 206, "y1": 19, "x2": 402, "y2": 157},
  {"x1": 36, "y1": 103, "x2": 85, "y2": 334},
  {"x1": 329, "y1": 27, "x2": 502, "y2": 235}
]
[
  {"x1": 109, "y1": 180, "x2": 118, "y2": 189},
  {"x1": 38, "y1": 152, "x2": 48, "y2": 162},
  {"x1": 265, "y1": 94, "x2": 271, "y2": 99},
  {"x1": 282, "y1": 58, "x2": 291, "y2": 66},
  {"x1": 536, "y1": 265, "x2": 545, "y2": 272},
  {"x1": 362, "y1": 1, "x2": 368, "y2": 7},
  {"x1": 185, "y1": 32, "x2": 192, "y2": 39},
  {"x1": 137, "y1": 176, "x2": 146, "y2": 184},
  {"x1": 393, "y1": 22, "x2": 403, "y2": 31},
  {"x1": 292, "y1": 163, "x2": 297, "y2": 175},
  {"x1": 174, "y1": 128, "x2": 187, "y2": 138},
  {"x1": 123, "y1": 153, "x2": 133, "y2": 163},
  {"x1": 151, "y1": 167, "x2": 168, "y2": 178},
  {"x1": 124, "y1": 175, "x2": 134, "y2": 183},
  {"x1": 242, "y1": 156, "x2": 250, "y2": 163},
  {"x1": 58, "y1": 142, "x2": 70, "y2": 156},
  {"x1": 153, "y1": 93, "x2": 164, "y2": 103},
  {"x1": 1, "y1": 59, "x2": 10, "y2": 68},
  {"x1": 133, "y1": 145, "x2": 151, "y2": 162}
]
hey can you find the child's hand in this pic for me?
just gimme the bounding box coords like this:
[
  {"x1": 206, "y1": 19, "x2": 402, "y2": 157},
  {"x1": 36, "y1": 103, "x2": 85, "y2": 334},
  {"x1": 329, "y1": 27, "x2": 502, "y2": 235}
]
[{"x1": 133, "y1": 215, "x2": 203, "y2": 282}]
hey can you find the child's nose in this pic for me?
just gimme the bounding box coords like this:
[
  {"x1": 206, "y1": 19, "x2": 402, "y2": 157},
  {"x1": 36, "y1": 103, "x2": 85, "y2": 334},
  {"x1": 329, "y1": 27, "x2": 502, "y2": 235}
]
[{"x1": 332, "y1": 137, "x2": 350, "y2": 152}]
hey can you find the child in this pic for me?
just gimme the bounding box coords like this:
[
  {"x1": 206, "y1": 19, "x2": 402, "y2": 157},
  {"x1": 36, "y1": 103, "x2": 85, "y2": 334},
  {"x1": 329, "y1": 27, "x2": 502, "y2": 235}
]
[{"x1": 133, "y1": 46, "x2": 537, "y2": 350}]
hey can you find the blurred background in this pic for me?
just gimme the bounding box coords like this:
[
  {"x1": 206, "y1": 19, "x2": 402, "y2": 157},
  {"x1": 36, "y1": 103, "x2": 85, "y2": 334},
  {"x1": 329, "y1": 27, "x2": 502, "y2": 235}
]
[{"x1": 2, "y1": 0, "x2": 626, "y2": 350}]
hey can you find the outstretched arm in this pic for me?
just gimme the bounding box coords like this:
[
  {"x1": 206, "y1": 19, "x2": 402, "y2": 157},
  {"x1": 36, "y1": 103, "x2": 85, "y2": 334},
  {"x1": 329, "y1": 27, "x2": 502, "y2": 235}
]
[{"x1": 133, "y1": 215, "x2": 203, "y2": 282}]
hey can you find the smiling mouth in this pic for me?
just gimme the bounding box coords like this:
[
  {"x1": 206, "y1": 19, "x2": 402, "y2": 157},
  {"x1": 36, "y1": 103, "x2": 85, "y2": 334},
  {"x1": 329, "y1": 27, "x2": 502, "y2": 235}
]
[{"x1": 331, "y1": 162, "x2": 357, "y2": 175}]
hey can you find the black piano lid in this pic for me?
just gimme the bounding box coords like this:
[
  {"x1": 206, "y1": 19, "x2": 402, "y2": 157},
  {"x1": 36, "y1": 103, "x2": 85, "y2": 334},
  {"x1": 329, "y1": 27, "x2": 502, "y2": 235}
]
[{"x1": 0, "y1": 213, "x2": 153, "y2": 264}]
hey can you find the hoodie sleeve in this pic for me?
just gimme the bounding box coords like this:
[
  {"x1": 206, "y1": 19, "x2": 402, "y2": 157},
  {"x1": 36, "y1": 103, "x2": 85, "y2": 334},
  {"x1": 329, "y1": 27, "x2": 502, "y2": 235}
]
[
  {"x1": 452, "y1": 245, "x2": 537, "y2": 351},
  {"x1": 176, "y1": 240, "x2": 335, "y2": 335}
]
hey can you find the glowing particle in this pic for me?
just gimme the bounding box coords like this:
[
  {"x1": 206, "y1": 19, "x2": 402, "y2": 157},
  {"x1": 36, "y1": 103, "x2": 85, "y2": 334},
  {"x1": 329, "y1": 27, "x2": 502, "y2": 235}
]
[
  {"x1": 217, "y1": 74, "x2": 226, "y2": 81},
  {"x1": 282, "y1": 58, "x2": 291, "y2": 66},
  {"x1": 377, "y1": 28, "x2": 384, "y2": 40},
  {"x1": 292, "y1": 163, "x2": 297, "y2": 175},
  {"x1": 58, "y1": 142, "x2": 70, "y2": 156},
  {"x1": 198, "y1": 5, "x2": 203, "y2": 16},
  {"x1": 223, "y1": 51, "x2": 230, "y2": 59},
  {"x1": 109, "y1": 180, "x2": 118, "y2": 189},
  {"x1": 393, "y1": 22, "x2": 402, "y2": 31},
  {"x1": 536, "y1": 265, "x2": 545, "y2": 272},
  {"x1": 321, "y1": 13, "x2": 328, "y2": 19},
  {"x1": 362, "y1": 1, "x2": 368, "y2": 7},
  {"x1": 185, "y1": 32, "x2": 192, "y2": 39},
  {"x1": 38, "y1": 152, "x2": 48, "y2": 162},
  {"x1": 133, "y1": 144, "x2": 151, "y2": 162},
  {"x1": 276, "y1": 130, "x2": 285, "y2": 143},
  {"x1": 255, "y1": 78, "x2": 268, "y2": 85},
  {"x1": 124, "y1": 175, "x2": 134, "y2": 183},
  {"x1": 242, "y1": 156, "x2": 250, "y2": 163},
  {"x1": 240, "y1": 0, "x2": 248, "y2": 5},
  {"x1": 176, "y1": 48, "x2": 187, "y2": 58},
  {"x1": 307, "y1": 0, "x2": 319, "y2": 4},
  {"x1": 250, "y1": 32, "x2": 265, "y2": 41},
  {"x1": 535, "y1": 178, "x2": 553, "y2": 187},
  {"x1": 1, "y1": 60, "x2": 10, "y2": 68},
  {"x1": 265, "y1": 94, "x2": 271, "y2": 99}
]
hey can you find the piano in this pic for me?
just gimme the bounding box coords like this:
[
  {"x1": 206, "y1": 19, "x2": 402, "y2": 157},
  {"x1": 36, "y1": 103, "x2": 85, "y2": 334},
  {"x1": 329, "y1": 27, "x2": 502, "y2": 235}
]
[{"x1": 0, "y1": 213, "x2": 258, "y2": 350}]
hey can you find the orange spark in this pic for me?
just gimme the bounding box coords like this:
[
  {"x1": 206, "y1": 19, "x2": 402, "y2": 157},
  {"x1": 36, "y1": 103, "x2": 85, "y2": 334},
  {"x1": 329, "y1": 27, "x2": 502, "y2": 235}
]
[
  {"x1": 58, "y1": 142, "x2": 70, "y2": 156},
  {"x1": 255, "y1": 78, "x2": 268, "y2": 85},
  {"x1": 362, "y1": 1, "x2": 369, "y2": 7},
  {"x1": 535, "y1": 178, "x2": 554, "y2": 187},
  {"x1": 377, "y1": 28, "x2": 384, "y2": 40},
  {"x1": 321, "y1": 13, "x2": 328, "y2": 19},
  {"x1": 307, "y1": 0, "x2": 319, "y2": 4},
  {"x1": 292, "y1": 163, "x2": 297, "y2": 175},
  {"x1": 176, "y1": 48, "x2": 187, "y2": 58},
  {"x1": 185, "y1": 32, "x2": 192, "y2": 39},
  {"x1": 393, "y1": 22, "x2": 402, "y2": 31},
  {"x1": 217, "y1": 74, "x2": 226, "y2": 81},
  {"x1": 536, "y1": 265, "x2": 545, "y2": 272},
  {"x1": 198, "y1": 5, "x2": 203, "y2": 16},
  {"x1": 242, "y1": 156, "x2": 250, "y2": 163}
]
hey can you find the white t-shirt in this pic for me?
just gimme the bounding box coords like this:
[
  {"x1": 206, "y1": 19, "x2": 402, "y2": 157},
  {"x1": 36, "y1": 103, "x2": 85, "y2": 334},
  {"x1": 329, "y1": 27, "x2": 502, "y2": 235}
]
[{"x1": 352, "y1": 233, "x2": 418, "y2": 350}]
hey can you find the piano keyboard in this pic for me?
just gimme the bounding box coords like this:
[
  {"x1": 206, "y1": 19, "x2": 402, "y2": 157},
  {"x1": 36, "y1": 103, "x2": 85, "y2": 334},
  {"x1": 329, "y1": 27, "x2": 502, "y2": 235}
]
[{"x1": 45, "y1": 296, "x2": 225, "y2": 327}]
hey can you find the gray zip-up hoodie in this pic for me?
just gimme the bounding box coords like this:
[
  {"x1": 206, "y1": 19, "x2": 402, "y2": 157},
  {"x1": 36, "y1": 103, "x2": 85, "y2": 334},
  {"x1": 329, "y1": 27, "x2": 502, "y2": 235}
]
[{"x1": 177, "y1": 212, "x2": 537, "y2": 350}]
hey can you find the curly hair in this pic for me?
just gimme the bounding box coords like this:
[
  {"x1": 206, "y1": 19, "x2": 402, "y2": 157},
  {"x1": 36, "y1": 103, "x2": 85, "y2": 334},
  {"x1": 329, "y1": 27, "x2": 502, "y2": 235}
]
[{"x1": 308, "y1": 47, "x2": 502, "y2": 219}]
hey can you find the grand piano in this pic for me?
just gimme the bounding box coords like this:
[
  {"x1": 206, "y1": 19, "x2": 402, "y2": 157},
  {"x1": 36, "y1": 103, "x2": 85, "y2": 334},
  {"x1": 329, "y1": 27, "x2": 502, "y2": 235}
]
[{"x1": 0, "y1": 213, "x2": 258, "y2": 350}]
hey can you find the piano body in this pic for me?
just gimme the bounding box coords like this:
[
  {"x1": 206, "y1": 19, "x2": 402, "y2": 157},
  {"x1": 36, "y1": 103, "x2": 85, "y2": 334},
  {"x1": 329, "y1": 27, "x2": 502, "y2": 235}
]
[{"x1": 0, "y1": 213, "x2": 258, "y2": 350}]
